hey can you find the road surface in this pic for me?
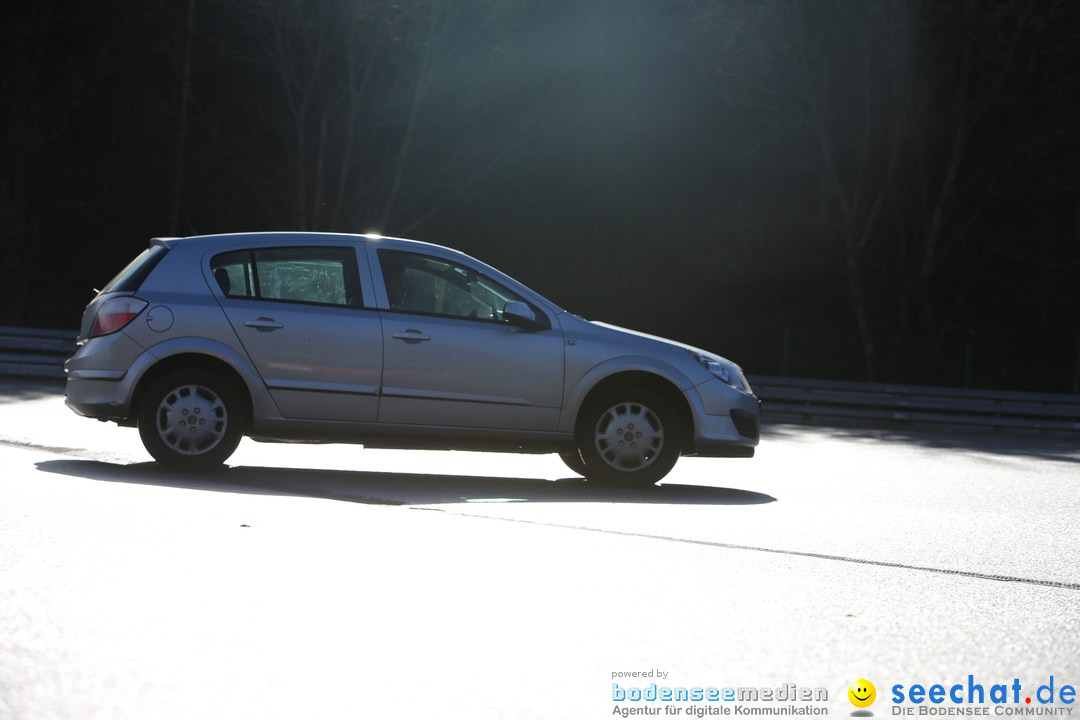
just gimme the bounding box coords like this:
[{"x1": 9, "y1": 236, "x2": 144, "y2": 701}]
[{"x1": 0, "y1": 382, "x2": 1077, "y2": 719}]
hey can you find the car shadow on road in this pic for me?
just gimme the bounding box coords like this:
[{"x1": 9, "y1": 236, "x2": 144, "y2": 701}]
[{"x1": 34, "y1": 459, "x2": 777, "y2": 506}]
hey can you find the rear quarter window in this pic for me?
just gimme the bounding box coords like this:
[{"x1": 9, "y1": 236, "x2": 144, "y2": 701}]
[{"x1": 99, "y1": 245, "x2": 170, "y2": 295}]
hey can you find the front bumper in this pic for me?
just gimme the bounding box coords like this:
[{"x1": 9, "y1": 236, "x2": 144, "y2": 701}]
[{"x1": 683, "y1": 377, "x2": 760, "y2": 458}]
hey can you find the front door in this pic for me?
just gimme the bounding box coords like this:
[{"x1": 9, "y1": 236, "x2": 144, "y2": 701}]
[{"x1": 374, "y1": 249, "x2": 564, "y2": 431}]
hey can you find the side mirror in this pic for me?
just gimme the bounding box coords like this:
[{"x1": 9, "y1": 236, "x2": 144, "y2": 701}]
[{"x1": 503, "y1": 301, "x2": 537, "y2": 328}]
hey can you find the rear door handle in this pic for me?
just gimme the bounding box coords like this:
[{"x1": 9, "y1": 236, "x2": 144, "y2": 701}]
[
  {"x1": 392, "y1": 329, "x2": 431, "y2": 343},
  {"x1": 244, "y1": 317, "x2": 284, "y2": 330}
]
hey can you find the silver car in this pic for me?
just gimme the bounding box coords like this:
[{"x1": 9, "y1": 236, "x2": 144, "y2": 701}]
[{"x1": 65, "y1": 232, "x2": 759, "y2": 486}]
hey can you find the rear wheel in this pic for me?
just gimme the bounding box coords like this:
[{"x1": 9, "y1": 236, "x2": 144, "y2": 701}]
[
  {"x1": 575, "y1": 386, "x2": 681, "y2": 487},
  {"x1": 138, "y1": 369, "x2": 244, "y2": 470}
]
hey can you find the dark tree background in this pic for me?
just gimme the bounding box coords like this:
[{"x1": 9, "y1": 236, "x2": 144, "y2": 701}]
[{"x1": 3, "y1": 0, "x2": 1079, "y2": 392}]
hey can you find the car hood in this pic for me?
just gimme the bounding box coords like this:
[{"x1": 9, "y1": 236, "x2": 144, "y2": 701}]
[
  {"x1": 586, "y1": 319, "x2": 738, "y2": 366},
  {"x1": 558, "y1": 313, "x2": 739, "y2": 368}
]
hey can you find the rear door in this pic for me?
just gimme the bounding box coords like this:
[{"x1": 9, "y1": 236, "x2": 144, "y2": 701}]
[{"x1": 208, "y1": 243, "x2": 383, "y2": 422}]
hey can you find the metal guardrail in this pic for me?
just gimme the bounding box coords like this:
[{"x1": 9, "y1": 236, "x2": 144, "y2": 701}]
[
  {"x1": 0, "y1": 326, "x2": 77, "y2": 380},
  {"x1": 1, "y1": 326, "x2": 1078, "y2": 434},
  {"x1": 750, "y1": 375, "x2": 1080, "y2": 434}
]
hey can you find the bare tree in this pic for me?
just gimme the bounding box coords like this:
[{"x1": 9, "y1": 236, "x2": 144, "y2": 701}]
[
  {"x1": 0, "y1": 1, "x2": 164, "y2": 322},
  {"x1": 196, "y1": 0, "x2": 579, "y2": 236},
  {"x1": 680, "y1": 0, "x2": 1080, "y2": 384}
]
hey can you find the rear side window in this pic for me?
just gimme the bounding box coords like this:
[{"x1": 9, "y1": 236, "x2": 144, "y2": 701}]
[
  {"x1": 99, "y1": 245, "x2": 169, "y2": 295},
  {"x1": 210, "y1": 247, "x2": 362, "y2": 308}
]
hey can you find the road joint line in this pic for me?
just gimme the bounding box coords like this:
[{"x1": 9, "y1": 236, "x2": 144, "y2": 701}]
[{"x1": 414, "y1": 507, "x2": 1080, "y2": 592}]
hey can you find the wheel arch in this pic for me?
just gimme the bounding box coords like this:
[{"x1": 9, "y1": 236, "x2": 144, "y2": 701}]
[
  {"x1": 570, "y1": 369, "x2": 695, "y2": 453},
  {"x1": 130, "y1": 352, "x2": 256, "y2": 431}
]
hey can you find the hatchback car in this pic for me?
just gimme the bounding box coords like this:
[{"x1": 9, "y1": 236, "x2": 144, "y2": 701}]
[{"x1": 66, "y1": 232, "x2": 759, "y2": 486}]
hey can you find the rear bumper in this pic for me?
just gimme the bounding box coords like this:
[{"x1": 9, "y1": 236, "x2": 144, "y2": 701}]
[
  {"x1": 64, "y1": 331, "x2": 144, "y2": 421},
  {"x1": 65, "y1": 375, "x2": 131, "y2": 421}
]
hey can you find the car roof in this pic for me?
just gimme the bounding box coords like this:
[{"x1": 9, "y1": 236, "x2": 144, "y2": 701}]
[
  {"x1": 149, "y1": 231, "x2": 565, "y2": 315},
  {"x1": 152, "y1": 231, "x2": 452, "y2": 255}
]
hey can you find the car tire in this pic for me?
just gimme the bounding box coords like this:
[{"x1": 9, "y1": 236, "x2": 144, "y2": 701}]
[
  {"x1": 137, "y1": 369, "x2": 245, "y2": 470},
  {"x1": 575, "y1": 386, "x2": 681, "y2": 487},
  {"x1": 558, "y1": 450, "x2": 588, "y2": 477}
]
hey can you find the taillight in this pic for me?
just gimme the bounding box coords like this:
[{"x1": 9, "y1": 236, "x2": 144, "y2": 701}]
[{"x1": 89, "y1": 296, "x2": 148, "y2": 338}]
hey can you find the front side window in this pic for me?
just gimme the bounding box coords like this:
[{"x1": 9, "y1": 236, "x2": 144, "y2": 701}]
[
  {"x1": 210, "y1": 246, "x2": 362, "y2": 308},
  {"x1": 378, "y1": 250, "x2": 526, "y2": 322}
]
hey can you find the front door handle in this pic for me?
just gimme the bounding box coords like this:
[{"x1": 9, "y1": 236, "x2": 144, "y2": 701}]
[
  {"x1": 392, "y1": 329, "x2": 431, "y2": 343},
  {"x1": 244, "y1": 317, "x2": 284, "y2": 330}
]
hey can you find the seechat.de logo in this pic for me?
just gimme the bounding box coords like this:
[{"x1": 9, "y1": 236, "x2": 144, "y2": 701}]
[{"x1": 850, "y1": 679, "x2": 877, "y2": 714}]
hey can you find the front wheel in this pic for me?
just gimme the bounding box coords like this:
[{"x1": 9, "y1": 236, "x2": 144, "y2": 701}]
[
  {"x1": 137, "y1": 369, "x2": 245, "y2": 470},
  {"x1": 575, "y1": 387, "x2": 681, "y2": 487}
]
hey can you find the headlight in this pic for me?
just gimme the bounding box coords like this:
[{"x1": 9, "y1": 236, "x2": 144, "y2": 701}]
[{"x1": 689, "y1": 350, "x2": 752, "y2": 394}]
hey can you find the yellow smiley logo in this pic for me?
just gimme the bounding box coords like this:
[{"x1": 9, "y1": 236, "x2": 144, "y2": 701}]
[{"x1": 848, "y1": 679, "x2": 876, "y2": 708}]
